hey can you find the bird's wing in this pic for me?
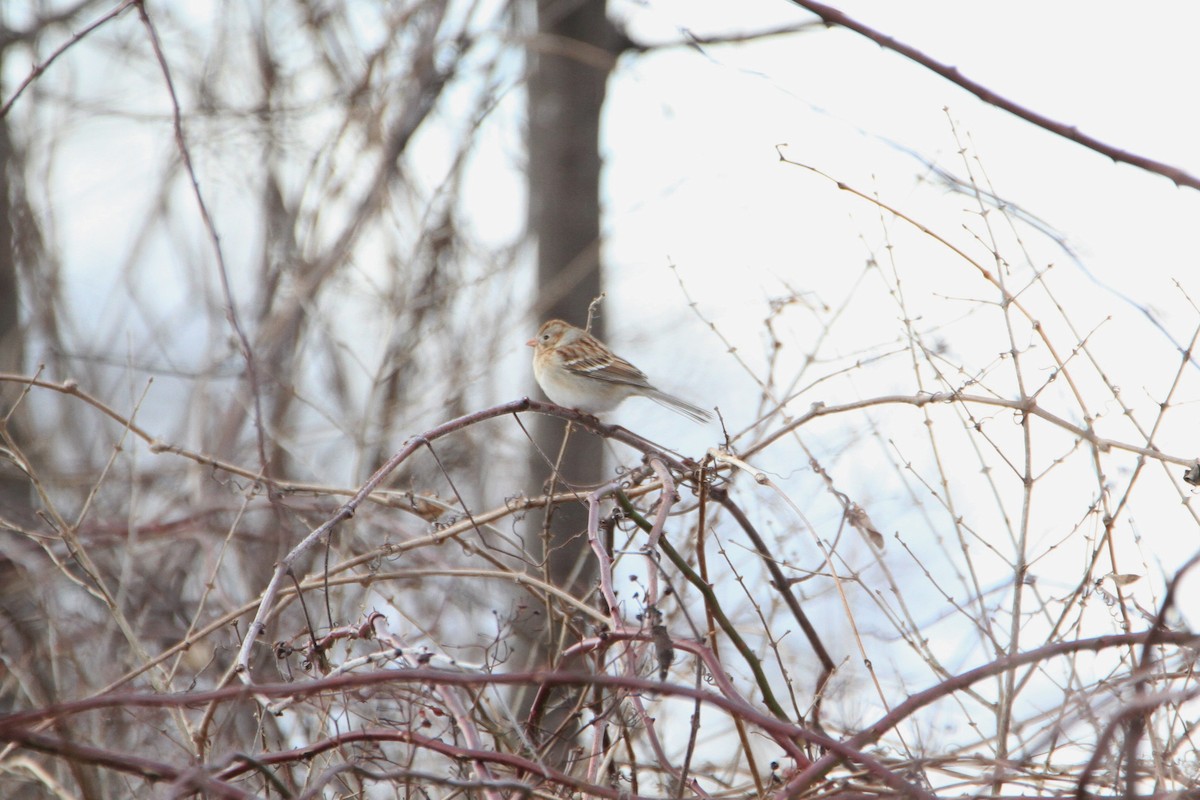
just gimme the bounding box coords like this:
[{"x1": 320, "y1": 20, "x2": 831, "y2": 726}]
[{"x1": 559, "y1": 340, "x2": 652, "y2": 389}]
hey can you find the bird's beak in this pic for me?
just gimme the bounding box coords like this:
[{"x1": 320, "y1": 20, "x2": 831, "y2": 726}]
[{"x1": 525, "y1": 338, "x2": 537, "y2": 347}]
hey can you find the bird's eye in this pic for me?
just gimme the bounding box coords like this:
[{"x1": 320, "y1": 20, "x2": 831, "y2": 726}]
[{"x1": 541, "y1": 333, "x2": 550, "y2": 341}]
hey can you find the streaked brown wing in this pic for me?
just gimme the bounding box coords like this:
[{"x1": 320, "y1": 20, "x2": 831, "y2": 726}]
[{"x1": 559, "y1": 337, "x2": 652, "y2": 389}]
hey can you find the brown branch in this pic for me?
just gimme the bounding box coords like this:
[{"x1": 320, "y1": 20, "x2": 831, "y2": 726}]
[
  {"x1": 617, "y1": 490, "x2": 793, "y2": 723},
  {"x1": 13, "y1": 636, "x2": 1196, "y2": 800},
  {"x1": 709, "y1": 485, "x2": 837, "y2": 728},
  {"x1": 783, "y1": 629, "x2": 1199, "y2": 794},
  {"x1": 232, "y1": 398, "x2": 698, "y2": 676},
  {"x1": 0, "y1": 668, "x2": 924, "y2": 799},
  {"x1": 136, "y1": 1, "x2": 273, "y2": 480},
  {"x1": 786, "y1": 0, "x2": 1200, "y2": 190},
  {"x1": 223, "y1": 727, "x2": 654, "y2": 800},
  {"x1": 1, "y1": 0, "x2": 137, "y2": 117},
  {"x1": 624, "y1": 20, "x2": 825, "y2": 52},
  {"x1": 3, "y1": 728, "x2": 257, "y2": 799},
  {"x1": 1110, "y1": 550, "x2": 1200, "y2": 800},
  {"x1": 748, "y1": 390, "x2": 1195, "y2": 467}
]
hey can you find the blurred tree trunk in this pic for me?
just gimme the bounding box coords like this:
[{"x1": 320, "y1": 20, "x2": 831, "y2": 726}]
[
  {"x1": 0, "y1": 41, "x2": 101, "y2": 798},
  {"x1": 522, "y1": 0, "x2": 621, "y2": 762},
  {"x1": 523, "y1": 0, "x2": 624, "y2": 767},
  {"x1": 0, "y1": 51, "x2": 26, "y2": 519},
  {"x1": 527, "y1": 1, "x2": 612, "y2": 585},
  {"x1": 0, "y1": 54, "x2": 37, "y2": 717}
]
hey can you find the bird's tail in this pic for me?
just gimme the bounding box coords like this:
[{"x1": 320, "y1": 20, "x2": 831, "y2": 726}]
[{"x1": 646, "y1": 389, "x2": 712, "y2": 424}]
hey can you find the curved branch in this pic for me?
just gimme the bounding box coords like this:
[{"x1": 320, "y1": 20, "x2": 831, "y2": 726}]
[
  {"x1": 787, "y1": 0, "x2": 1200, "y2": 190},
  {"x1": 232, "y1": 398, "x2": 694, "y2": 676},
  {"x1": 1, "y1": 1, "x2": 138, "y2": 117},
  {"x1": 782, "y1": 629, "x2": 1199, "y2": 794},
  {"x1": 0, "y1": 668, "x2": 926, "y2": 799},
  {"x1": 749, "y1": 391, "x2": 1195, "y2": 467}
]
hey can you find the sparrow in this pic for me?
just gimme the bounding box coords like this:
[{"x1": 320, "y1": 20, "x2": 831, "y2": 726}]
[{"x1": 527, "y1": 319, "x2": 711, "y2": 423}]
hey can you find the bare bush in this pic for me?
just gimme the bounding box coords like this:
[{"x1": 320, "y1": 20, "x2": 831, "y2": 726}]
[{"x1": 1, "y1": 2, "x2": 1198, "y2": 799}]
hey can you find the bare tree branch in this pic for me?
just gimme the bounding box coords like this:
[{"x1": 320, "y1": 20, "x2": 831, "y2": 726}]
[{"x1": 785, "y1": 0, "x2": 1200, "y2": 189}]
